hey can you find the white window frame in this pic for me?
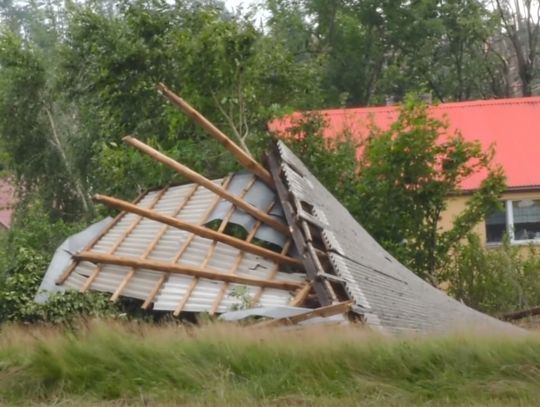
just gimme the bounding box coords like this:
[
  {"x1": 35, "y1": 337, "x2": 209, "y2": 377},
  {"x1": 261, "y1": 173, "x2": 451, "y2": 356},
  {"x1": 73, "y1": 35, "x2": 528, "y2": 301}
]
[{"x1": 487, "y1": 199, "x2": 540, "y2": 246}]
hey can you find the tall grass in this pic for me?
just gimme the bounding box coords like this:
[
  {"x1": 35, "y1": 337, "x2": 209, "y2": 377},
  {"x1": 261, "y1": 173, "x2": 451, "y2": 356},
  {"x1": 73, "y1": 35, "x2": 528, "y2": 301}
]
[{"x1": 0, "y1": 321, "x2": 539, "y2": 406}]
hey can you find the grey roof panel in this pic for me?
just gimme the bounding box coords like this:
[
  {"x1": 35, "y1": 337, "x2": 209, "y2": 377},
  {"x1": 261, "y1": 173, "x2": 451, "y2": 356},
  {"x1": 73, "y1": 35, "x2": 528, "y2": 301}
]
[{"x1": 275, "y1": 140, "x2": 522, "y2": 335}]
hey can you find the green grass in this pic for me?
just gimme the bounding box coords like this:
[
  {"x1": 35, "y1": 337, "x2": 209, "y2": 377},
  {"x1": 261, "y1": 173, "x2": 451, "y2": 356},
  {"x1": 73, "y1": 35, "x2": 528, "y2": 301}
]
[{"x1": 0, "y1": 321, "x2": 539, "y2": 406}]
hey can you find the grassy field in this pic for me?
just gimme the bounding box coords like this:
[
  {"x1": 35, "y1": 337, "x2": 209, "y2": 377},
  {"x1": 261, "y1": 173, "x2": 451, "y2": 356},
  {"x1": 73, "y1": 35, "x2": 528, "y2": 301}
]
[{"x1": 0, "y1": 321, "x2": 539, "y2": 406}]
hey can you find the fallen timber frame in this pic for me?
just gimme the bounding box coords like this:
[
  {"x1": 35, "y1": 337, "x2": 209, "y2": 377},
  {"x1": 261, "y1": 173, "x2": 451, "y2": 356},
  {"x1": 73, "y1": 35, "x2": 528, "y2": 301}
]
[
  {"x1": 94, "y1": 194, "x2": 301, "y2": 266},
  {"x1": 141, "y1": 180, "x2": 227, "y2": 310},
  {"x1": 74, "y1": 251, "x2": 303, "y2": 291},
  {"x1": 157, "y1": 83, "x2": 274, "y2": 188},
  {"x1": 56, "y1": 191, "x2": 147, "y2": 285},
  {"x1": 123, "y1": 136, "x2": 289, "y2": 236},
  {"x1": 501, "y1": 305, "x2": 540, "y2": 321},
  {"x1": 266, "y1": 149, "x2": 333, "y2": 306},
  {"x1": 257, "y1": 300, "x2": 354, "y2": 327},
  {"x1": 82, "y1": 187, "x2": 168, "y2": 294}
]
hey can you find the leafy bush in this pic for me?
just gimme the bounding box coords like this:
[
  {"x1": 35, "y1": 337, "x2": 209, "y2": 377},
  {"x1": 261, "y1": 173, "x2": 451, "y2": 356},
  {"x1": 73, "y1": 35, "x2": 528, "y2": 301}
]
[
  {"x1": 443, "y1": 234, "x2": 540, "y2": 314},
  {"x1": 0, "y1": 246, "x2": 120, "y2": 324}
]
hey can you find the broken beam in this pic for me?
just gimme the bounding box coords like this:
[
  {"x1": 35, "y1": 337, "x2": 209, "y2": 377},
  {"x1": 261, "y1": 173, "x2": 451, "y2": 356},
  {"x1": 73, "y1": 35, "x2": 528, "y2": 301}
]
[
  {"x1": 75, "y1": 251, "x2": 303, "y2": 291},
  {"x1": 157, "y1": 83, "x2": 273, "y2": 187},
  {"x1": 257, "y1": 300, "x2": 354, "y2": 328},
  {"x1": 94, "y1": 194, "x2": 300, "y2": 266},
  {"x1": 123, "y1": 136, "x2": 287, "y2": 235}
]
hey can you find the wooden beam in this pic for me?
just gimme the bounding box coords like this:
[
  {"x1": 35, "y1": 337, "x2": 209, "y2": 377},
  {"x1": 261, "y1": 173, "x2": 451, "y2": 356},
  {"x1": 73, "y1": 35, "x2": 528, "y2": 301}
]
[
  {"x1": 140, "y1": 183, "x2": 204, "y2": 309},
  {"x1": 156, "y1": 83, "x2": 273, "y2": 187},
  {"x1": 289, "y1": 282, "x2": 312, "y2": 307},
  {"x1": 257, "y1": 300, "x2": 353, "y2": 328},
  {"x1": 94, "y1": 193, "x2": 300, "y2": 266},
  {"x1": 79, "y1": 187, "x2": 168, "y2": 294},
  {"x1": 208, "y1": 199, "x2": 271, "y2": 315},
  {"x1": 141, "y1": 178, "x2": 230, "y2": 310},
  {"x1": 265, "y1": 150, "x2": 333, "y2": 306},
  {"x1": 501, "y1": 306, "x2": 540, "y2": 321},
  {"x1": 75, "y1": 251, "x2": 303, "y2": 291},
  {"x1": 178, "y1": 176, "x2": 259, "y2": 316},
  {"x1": 252, "y1": 239, "x2": 293, "y2": 305},
  {"x1": 56, "y1": 191, "x2": 147, "y2": 285},
  {"x1": 123, "y1": 136, "x2": 287, "y2": 235}
]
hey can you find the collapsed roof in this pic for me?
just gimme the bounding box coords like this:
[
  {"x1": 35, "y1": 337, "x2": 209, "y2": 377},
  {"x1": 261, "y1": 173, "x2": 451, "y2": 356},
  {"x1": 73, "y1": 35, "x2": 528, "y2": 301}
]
[{"x1": 38, "y1": 84, "x2": 521, "y2": 334}]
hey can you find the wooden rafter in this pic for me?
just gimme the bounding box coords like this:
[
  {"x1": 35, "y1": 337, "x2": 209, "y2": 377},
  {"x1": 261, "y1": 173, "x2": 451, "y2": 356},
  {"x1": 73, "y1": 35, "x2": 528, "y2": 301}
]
[
  {"x1": 156, "y1": 83, "x2": 273, "y2": 187},
  {"x1": 74, "y1": 251, "x2": 303, "y2": 291},
  {"x1": 56, "y1": 191, "x2": 147, "y2": 286},
  {"x1": 207, "y1": 198, "x2": 275, "y2": 315},
  {"x1": 257, "y1": 301, "x2": 354, "y2": 328},
  {"x1": 174, "y1": 176, "x2": 258, "y2": 316},
  {"x1": 141, "y1": 178, "x2": 228, "y2": 310},
  {"x1": 266, "y1": 150, "x2": 333, "y2": 305},
  {"x1": 253, "y1": 239, "x2": 293, "y2": 306},
  {"x1": 94, "y1": 193, "x2": 300, "y2": 266},
  {"x1": 289, "y1": 282, "x2": 313, "y2": 307},
  {"x1": 81, "y1": 187, "x2": 168, "y2": 294},
  {"x1": 123, "y1": 136, "x2": 288, "y2": 235}
]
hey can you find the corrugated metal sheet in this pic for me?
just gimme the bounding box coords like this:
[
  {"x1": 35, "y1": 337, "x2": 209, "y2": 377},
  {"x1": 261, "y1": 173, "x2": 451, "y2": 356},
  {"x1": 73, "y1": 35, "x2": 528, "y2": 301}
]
[
  {"x1": 274, "y1": 140, "x2": 521, "y2": 335},
  {"x1": 270, "y1": 96, "x2": 540, "y2": 190},
  {"x1": 60, "y1": 173, "x2": 304, "y2": 313}
]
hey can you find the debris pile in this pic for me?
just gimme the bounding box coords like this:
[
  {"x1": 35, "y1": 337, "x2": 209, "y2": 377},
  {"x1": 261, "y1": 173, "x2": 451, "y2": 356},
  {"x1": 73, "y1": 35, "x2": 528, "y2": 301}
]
[{"x1": 39, "y1": 84, "x2": 521, "y2": 334}]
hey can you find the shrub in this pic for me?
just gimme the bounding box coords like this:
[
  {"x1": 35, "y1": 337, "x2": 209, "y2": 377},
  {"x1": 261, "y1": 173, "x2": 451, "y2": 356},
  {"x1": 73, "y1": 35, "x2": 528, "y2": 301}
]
[{"x1": 443, "y1": 234, "x2": 540, "y2": 314}]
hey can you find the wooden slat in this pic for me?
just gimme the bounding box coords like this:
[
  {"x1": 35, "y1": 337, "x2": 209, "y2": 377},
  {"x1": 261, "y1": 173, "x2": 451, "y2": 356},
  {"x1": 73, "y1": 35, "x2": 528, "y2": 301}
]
[
  {"x1": 257, "y1": 300, "x2": 353, "y2": 328},
  {"x1": 110, "y1": 184, "x2": 201, "y2": 302},
  {"x1": 141, "y1": 177, "x2": 230, "y2": 310},
  {"x1": 123, "y1": 136, "x2": 288, "y2": 235},
  {"x1": 94, "y1": 193, "x2": 300, "y2": 266},
  {"x1": 157, "y1": 83, "x2": 273, "y2": 187},
  {"x1": 174, "y1": 176, "x2": 258, "y2": 316},
  {"x1": 56, "y1": 191, "x2": 147, "y2": 285},
  {"x1": 289, "y1": 282, "x2": 312, "y2": 307},
  {"x1": 209, "y1": 201, "x2": 282, "y2": 315},
  {"x1": 252, "y1": 239, "x2": 293, "y2": 306},
  {"x1": 74, "y1": 252, "x2": 303, "y2": 291},
  {"x1": 78, "y1": 188, "x2": 166, "y2": 293},
  {"x1": 266, "y1": 150, "x2": 333, "y2": 306}
]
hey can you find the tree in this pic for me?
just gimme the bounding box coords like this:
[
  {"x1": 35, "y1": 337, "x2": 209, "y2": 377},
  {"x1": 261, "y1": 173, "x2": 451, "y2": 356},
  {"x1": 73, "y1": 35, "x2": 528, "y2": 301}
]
[
  {"x1": 285, "y1": 95, "x2": 506, "y2": 284},
  {"x1": 492, "y1": 0, "x2": 540, "y2": 96},
  {"x1": 355, "y1": 95, "x2": 506, "y2": 282},
  {"x1": 0, "y1": 31, "x2": 90, "y2": 220}
]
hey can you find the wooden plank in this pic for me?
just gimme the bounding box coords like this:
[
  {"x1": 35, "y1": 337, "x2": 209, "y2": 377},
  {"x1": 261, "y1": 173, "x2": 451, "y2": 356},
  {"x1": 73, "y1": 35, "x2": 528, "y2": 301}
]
[
  {"x1": 74, "y1": 251, "x2": 303, "y2": 291},
  {"x1": 175, "y1": 176, "x2": 258, "y2": 316},
  {"x1": 501, "y1": 306, "x2": 540, "y2": 321},
  {"x1": 141, "y1": 178, "x2": 230, "y2": 310},
  {"x1": 81, "y1": 187, "x2": 167, "y2": 294},
  {"x1": 56, "y1": 191, "x2": 148, "y2": 285},
  {"x1": 94, "y1": 193, "x2": 300, "y2": 266},
  {"x1": 123, "y1": 136, "x2": 288, "y2": 235},
  {"x1": 289, "y1": 282, "x2": 312, "y2": 307},
  {"x1": 156, "y1": 83, "x2": 273, "y2": 187},
  {"x1": 257, "y1": 300, "x2": 353, "y2": 328},
  {"x1": 252, "y1": 239, "x2": 293, "y2": 306},
  {"x1": 208, "y1": 199, "x2": 272, "y2": 315},
  {"x1": 110, "y1": 184, "x2": 203, "y2": 302},
  {"x1": 265, "y1": 150, "x2": 333, "y2": 306}
]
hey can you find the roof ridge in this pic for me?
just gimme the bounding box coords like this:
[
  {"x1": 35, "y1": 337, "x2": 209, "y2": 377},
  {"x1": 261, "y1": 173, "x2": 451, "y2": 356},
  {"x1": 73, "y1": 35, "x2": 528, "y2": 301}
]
[{"x1": 317, "y1": 96, "x2": 540, "y2": 115}]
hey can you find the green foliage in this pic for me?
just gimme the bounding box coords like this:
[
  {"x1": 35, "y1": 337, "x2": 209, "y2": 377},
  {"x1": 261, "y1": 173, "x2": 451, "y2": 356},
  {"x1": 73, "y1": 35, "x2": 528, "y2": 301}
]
[
  {"x1": 444, "y1": 234, "x2": 540, "y2": 314},
  {"x1": 356, "y1": 95, "x2": 506, "y2": 280},
  {"x1": 285, "y1": 112, "x2": 361, "y2": 210},
  {"x1": 0, "y1": 246, "x2": 120, "y2": 324},
  {"x1": 1, "y1": 323, "x2": 540, "y2": 405},
  {"x1": 228, "y1": 286, "x2": 258, "y2": 311},
  {"x1": 285, "y1": 95, "x2": 506, "y2": 283}
]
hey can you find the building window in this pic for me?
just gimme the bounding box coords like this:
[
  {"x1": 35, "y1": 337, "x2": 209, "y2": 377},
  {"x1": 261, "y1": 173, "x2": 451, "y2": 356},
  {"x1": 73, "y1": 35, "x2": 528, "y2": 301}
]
[{"x1": 485, "y1": 199, "x2": 540, "y2": 244}]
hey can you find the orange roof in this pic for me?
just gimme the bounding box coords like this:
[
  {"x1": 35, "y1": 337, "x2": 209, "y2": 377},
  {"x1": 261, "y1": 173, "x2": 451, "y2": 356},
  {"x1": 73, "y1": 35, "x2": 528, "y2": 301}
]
[{"x1": 270, "y1": 97, "x2": 540, "y2": 191}]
